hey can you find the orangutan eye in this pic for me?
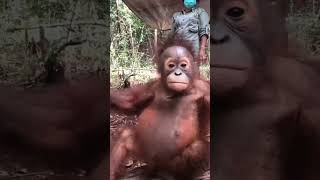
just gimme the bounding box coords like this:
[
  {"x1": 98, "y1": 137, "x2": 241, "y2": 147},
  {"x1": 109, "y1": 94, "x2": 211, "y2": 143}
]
[
  {"x1": 180, "y1": 63, "x2": 187, "y2": 68},
  {"x1": 168, "y1": 63, "x2": 175, "y2": 68},
  {"x1": 226, "y1": 7, "x2": 245, "y2": 19}
]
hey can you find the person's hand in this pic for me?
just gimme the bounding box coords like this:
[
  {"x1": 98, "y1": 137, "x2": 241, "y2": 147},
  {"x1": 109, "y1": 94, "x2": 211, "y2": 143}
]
[{"x1": 199, "y1": 48, "x2": 207, "y2": 63}]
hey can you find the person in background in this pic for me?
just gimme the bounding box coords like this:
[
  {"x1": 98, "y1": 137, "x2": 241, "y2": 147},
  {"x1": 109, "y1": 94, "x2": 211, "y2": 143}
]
[{"x1": 170, "y1": 0, "x2": 210, "y2": 63}]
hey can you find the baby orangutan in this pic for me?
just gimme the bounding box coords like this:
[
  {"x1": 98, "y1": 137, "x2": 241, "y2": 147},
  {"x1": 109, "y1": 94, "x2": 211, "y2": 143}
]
[{"x1": 110, "y1": 38, "x2": 210, "y2": 180}]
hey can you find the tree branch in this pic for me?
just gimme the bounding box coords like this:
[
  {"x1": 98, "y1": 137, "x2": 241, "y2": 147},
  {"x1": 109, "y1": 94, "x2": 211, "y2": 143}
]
[
  {"x1": 55, "y1": 39, "x2": 87, "y2": 56},
  {"x1": 6, "y1": 21, "x2": 107, "y2": 32}
]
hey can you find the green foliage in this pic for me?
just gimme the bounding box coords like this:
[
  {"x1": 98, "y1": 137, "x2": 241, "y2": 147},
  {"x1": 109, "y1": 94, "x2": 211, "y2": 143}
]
[
  {"x1": 200, "y1": 63, "x2": 210, "y2": 79},
  {"x1": 0, "y1": 0, "x2": 107, "y2": 85},
  {"x1": 288, "y1": 1, "x2": 320, "y2": 55},
  {"x1": 110, "y1": 0, "x2": 154, "y2": 70},
  {"x1": 26, "y1": 0, "x2": 68, "y2": 19},
  {"x1": 23, "y1": 0, "x2": 108, "y2": 22}
]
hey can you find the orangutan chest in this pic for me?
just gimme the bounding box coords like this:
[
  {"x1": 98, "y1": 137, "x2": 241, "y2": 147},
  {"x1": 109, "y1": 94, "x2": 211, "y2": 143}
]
[{"x1": 136, "y1": 101, "x2": 199, "y2": 159}]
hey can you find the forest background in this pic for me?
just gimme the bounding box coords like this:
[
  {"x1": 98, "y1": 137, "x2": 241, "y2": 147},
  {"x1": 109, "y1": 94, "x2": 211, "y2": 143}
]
[
  {"x1": 110, "y1": 0, "x2": 320, "y2": 87},
  {"x1": 0, "y1": 0, "x2": 318, "y2": 87}
]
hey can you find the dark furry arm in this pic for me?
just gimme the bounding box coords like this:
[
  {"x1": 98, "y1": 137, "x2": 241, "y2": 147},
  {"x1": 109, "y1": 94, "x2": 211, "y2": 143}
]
[{"x1": 110, "y1": 80, "x2": 157, "y2": 113}]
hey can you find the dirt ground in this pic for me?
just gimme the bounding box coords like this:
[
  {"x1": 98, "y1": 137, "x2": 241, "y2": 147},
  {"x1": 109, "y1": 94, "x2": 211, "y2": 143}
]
[
  {"x1": 0, "y1": 146, "x2": 89, "y2": 180},
  {"x1": 110, "y1": 109, "x2": 146, "y2": 174}
]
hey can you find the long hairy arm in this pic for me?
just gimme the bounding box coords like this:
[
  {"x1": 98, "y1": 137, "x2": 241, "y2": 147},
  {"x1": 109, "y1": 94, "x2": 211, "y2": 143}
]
[
  {"x1": 110, "y1": 80, "x2": 157, "y2": 113},
  {"x1": 194, "y1": 79, "x2": 210, "y2": 142}
]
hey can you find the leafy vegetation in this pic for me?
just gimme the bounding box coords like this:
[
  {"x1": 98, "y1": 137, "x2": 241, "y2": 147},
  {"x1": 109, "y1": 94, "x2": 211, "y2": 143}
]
[
  {"x1": 0, "y1": 0, "x2": 107, "y2": 86},
  {"x1": 110, "y1": 0, "x2": 154, "y2": 68},
  {"x1": 288, "y1": 0, "x2": 320, "y2": 55}
]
